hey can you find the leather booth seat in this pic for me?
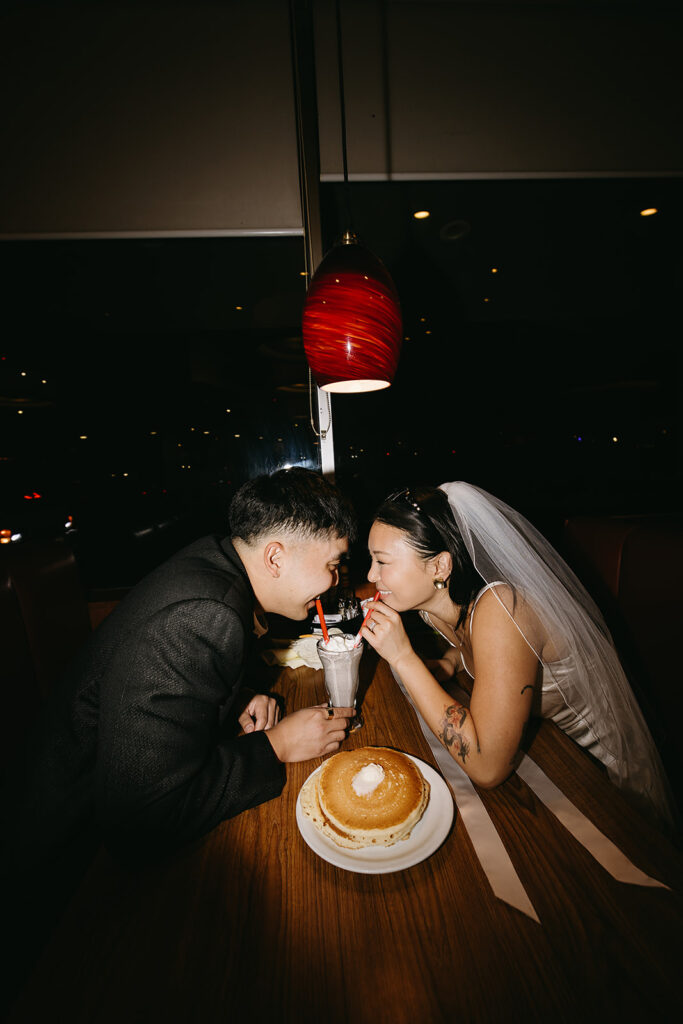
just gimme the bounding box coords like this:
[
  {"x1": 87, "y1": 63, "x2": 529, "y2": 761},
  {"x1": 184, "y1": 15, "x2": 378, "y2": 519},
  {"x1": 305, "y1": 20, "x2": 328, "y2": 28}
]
[
  {"x1": 563, "y1": 515, "x2": 683, "y2": 804},
  {"x1": 0, "y1": 539, "x2": 91, "y2": 766}
]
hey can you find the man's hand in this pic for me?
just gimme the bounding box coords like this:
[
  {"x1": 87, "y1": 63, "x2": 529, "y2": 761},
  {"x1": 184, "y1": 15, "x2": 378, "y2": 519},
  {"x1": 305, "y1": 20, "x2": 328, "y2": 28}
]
[
  {"x1": 238, "y1": 692, "x2": 280, "y2": 734},
  {"x1": 265, "y1": 704, "x2": 353, "y2": 763}
]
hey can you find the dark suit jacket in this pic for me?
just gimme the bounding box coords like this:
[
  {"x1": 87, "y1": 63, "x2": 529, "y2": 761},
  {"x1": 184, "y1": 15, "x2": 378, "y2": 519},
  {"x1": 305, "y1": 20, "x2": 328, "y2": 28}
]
[{"x1": 4, "y1": 535, "x2": 286, "y2": 869}]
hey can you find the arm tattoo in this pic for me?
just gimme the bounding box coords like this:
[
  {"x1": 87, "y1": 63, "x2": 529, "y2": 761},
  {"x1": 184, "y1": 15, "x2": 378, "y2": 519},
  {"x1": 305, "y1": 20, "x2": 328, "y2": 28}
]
[
  {"x1": 438, "y1": 703, "x2": 471, "y2": 763},
  {"x1": 520, "y1": 684, "x2": 533, "y2": 695}
]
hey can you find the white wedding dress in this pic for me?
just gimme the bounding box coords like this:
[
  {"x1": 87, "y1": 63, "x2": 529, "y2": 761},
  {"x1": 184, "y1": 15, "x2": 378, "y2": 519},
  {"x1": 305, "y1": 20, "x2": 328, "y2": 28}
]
[
  {"x1": 423, "y1": 483, "x2": 679, "y2": 830},
  {"x1": 421, "y1": 585, "x2": 619, "y2": 776}
]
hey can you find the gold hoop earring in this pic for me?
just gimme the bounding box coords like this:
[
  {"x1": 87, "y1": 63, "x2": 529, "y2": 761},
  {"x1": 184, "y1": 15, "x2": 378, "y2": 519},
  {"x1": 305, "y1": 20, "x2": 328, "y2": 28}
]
[{"x1": 433, "y1": 578, "x2": 447, "y2": 590}]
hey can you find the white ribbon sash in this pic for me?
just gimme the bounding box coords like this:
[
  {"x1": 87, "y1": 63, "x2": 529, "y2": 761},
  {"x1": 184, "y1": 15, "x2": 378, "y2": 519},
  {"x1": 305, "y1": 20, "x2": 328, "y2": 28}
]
[
  {"x1": 392, "y1": 670, "x2": 668, "y2": 923},
  {"x1": 516, "y1": 755, "x2": 669, "y2": 889}
]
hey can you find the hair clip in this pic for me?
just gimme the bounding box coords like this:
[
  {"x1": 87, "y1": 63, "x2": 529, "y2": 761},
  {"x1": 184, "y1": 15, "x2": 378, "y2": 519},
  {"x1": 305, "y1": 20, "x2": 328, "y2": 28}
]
[{"x1": 394, "y1": 487, "x2": 422, "y2": 513}]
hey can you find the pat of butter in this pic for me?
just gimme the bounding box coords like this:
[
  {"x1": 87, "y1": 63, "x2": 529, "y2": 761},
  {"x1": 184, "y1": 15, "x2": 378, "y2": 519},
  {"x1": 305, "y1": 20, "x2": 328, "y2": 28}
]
[{"x1": 352, "y1": 763, "x2": 385, "y2": 796}]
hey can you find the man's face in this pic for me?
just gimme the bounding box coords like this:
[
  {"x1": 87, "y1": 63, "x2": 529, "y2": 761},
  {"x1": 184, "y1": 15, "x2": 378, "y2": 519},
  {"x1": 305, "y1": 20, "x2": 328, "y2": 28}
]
[{"x1": 275, "y1": 532, "x2": 349, "y2": 620}]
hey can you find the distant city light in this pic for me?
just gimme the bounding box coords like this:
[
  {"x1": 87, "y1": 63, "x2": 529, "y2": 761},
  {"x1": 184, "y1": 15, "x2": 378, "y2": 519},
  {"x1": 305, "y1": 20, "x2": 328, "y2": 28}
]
[
  {"x1": 413, "y1": 210, "x2": 430, "y2": 220},
  {"x1": 79, "y1": 435, "x2": 87, "y2": 440},
  {"x1": 640, "y1": 208, "x2": 658, "y2": 217},
  {"x1": 612, "y1": 436, "x2": 619, "y2": 442},
  {"x1": 484, "y1": 297, "x2": 490, "y2": 303},
  {"x1": 17, "y1": 409, "x2": 23, "y2": 414},
  {"x1": 235, "y1": 306, "x2": 243, "y2": 310},
  {"x1": 491, "y1": 268, "x2": 499, "y2": 274},
  {"x1": 20, "y1": 371, "x2": 26, "y2": 376}
]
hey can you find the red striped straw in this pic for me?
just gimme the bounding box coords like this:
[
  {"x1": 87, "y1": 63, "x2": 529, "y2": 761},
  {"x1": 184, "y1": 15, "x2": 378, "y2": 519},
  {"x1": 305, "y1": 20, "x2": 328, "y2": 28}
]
[
  {"x1": 315, "y1": 598, "x2": 330, "y2": 644},
  {"x1": 354, "y1": 592, "x2": 380, "y2": 647}
]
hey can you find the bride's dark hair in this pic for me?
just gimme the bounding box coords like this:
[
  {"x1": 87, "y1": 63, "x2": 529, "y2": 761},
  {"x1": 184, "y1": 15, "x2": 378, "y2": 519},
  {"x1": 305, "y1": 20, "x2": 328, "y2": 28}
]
[{"x1": 374, "y1": 486, "x2": 483, "y2": 628}]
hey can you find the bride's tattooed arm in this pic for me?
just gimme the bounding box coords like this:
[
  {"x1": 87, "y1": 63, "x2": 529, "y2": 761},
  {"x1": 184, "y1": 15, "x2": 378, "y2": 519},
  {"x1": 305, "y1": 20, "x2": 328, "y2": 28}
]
[{"x1": 438, "y1": 703, "x2": 480, "y2": 762}]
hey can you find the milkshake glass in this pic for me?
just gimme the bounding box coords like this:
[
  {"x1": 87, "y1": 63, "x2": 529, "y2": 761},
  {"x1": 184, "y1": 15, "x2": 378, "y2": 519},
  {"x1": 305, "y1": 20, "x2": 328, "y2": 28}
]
[{"x1": 317, "y1": 634, "x2": 364, "y2": 731}]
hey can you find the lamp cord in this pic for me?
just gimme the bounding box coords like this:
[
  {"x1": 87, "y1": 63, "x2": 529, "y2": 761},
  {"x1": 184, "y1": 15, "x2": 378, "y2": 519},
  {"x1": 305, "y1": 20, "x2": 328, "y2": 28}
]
[
  {"x1": 307, "y1": 0, "x2": 346, "y2": 441},
  {"x1": 335, "y1": 0, "x2": 354, "y2": 232}
]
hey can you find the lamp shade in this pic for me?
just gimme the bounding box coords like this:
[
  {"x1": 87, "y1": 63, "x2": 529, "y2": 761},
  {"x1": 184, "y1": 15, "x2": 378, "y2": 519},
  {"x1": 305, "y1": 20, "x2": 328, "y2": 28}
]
[{"x1": 302, "y1": 235, "x2": 402, "y2": 393}]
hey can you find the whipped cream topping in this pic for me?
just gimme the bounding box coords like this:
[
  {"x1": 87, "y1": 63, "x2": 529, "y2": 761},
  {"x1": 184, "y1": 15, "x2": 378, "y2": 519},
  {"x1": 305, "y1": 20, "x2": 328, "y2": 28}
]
[
  {"x1": 351, "y1": 763, "x2": 385, "y2": 796},
  {"x1": 323, "y1": 634, "x2": 357, "y2": 652}
]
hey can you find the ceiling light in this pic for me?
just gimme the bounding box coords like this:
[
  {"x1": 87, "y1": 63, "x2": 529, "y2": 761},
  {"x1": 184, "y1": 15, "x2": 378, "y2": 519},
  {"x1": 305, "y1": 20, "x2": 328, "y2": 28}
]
[
  {"x1": 413, "y1": 210, "x2": 430, "y2": 220},
  {"x1": 301, "y1": 9, "x2": 402, "y2": 396},
  {"x1": 303, "y1": 233, "x2": 402, "y2": 394}
]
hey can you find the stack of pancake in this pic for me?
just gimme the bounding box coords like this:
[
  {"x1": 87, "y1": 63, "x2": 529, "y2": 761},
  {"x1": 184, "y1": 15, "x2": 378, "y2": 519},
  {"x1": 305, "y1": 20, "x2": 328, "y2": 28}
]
[{"x1": 300, "y1": 746, "x2": 430, "y2": 849}]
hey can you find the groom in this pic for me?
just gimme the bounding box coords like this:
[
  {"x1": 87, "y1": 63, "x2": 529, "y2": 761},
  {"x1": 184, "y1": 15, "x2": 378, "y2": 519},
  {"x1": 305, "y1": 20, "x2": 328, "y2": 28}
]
[
  {"x1": 5, "y1": 467, "x2": 356, "y2": 867},
  {"x1": 2, "y1": 468, "x2": 355, "y2": 1008}
]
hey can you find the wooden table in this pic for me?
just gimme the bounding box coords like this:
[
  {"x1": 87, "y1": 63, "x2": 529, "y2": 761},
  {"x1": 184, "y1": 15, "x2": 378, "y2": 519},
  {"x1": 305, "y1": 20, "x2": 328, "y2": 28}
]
[{"x1": 8, "y1": 647, "x2": 683, "y2": 1024}]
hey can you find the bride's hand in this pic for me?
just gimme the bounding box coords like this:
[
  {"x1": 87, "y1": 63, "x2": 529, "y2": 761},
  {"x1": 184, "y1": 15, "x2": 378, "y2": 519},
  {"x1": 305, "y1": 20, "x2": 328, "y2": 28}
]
[{"x1": 359, "y1": 599, "x2": 413, "y2": 666}]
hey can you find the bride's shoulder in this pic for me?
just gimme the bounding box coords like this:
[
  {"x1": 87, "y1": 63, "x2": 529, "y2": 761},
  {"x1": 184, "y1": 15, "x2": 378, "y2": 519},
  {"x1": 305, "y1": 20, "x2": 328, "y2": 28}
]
[
  {"x1": 473, "y1": 581, "x2": 514, "y2": 611},
  {"x1": 471, "y1": 582, "x2": 542, "y2": 646},
  {"x1": 471, "y1": 582, "x2": 531, "y2": 627}
]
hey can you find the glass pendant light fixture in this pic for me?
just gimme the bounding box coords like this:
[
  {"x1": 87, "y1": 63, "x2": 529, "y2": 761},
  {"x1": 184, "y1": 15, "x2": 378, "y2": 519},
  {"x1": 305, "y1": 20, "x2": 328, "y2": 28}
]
[{"x1": 302, "y1": 1, "x2": 402, "y2": 393}]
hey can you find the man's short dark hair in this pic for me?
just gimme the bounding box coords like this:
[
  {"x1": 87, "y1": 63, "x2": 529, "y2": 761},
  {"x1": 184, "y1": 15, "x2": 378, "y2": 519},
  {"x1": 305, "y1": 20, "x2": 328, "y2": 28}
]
[{"x1": 229, "y1": 467, "x2": 356, "y2": 545}]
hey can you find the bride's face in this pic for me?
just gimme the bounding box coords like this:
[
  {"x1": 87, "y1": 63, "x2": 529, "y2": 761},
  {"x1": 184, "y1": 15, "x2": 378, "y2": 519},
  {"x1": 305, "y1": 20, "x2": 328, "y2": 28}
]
[{"x1": 367, "y1": 521, "x2": 436, "y2": 611}]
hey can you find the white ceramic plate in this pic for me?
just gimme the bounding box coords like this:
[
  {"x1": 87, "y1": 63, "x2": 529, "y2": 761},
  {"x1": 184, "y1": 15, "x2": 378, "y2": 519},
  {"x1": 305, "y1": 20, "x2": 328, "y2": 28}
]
[{"x1": 295, "y1": 753, "x2": 454, "y2": 874}]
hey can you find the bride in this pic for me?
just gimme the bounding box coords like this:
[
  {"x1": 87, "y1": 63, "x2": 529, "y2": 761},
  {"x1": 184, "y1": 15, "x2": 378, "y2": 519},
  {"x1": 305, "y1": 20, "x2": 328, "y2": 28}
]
[{"x1": 359, "y1": 481, "x2": 677, "y2": 830}]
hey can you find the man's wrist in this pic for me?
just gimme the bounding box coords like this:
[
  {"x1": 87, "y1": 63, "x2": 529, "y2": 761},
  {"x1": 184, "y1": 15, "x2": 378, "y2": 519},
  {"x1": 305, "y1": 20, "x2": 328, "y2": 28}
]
[{"x1": 265, "y1": 723, "x2": 287, "y2": 763}]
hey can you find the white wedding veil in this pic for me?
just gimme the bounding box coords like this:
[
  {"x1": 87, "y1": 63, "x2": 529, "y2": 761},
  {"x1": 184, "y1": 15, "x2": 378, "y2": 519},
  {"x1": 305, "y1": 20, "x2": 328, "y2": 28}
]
[{"x1": 439, "y1": 481, "x2": 677, "y2": 829}]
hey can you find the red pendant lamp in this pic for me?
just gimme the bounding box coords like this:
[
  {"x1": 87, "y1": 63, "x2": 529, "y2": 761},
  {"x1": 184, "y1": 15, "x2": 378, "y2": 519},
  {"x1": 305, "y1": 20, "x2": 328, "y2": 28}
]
[
  {"x1": 301, "y1": 1, "x2": 402, "y2": 394},
  {"x1": 303, "y1": 231, "x2": 402, "y2": 393}
]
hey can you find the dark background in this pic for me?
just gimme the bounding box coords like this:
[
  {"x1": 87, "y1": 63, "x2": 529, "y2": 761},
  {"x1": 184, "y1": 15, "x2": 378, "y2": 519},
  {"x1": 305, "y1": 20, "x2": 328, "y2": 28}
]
[{"x1": 1, "y1": 175, "x2": 681, "y2": 588}]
